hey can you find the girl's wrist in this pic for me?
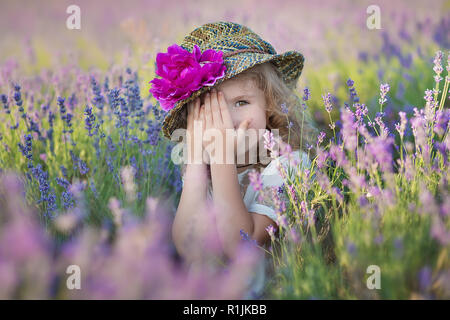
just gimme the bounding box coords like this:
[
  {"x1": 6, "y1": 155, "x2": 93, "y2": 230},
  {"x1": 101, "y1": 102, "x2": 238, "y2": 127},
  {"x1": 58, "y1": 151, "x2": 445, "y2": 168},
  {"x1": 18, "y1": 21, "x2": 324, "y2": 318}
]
[
  {"x1": 184, "y1": 162, "x2": 208, "y2": 179},
  {"x1": 183, "y1": 163, "x2": 209, "y2": 192}
]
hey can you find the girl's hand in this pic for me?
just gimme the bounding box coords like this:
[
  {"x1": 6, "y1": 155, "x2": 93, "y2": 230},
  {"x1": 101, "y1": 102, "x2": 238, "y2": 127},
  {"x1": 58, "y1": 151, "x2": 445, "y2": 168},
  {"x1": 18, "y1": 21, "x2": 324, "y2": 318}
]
[
  {"x1": 202, "y1": 88, "x2": 251, "y2": 164},
  {"x1": 186, "y1": 97, "x2": 206, "y2": 164}
]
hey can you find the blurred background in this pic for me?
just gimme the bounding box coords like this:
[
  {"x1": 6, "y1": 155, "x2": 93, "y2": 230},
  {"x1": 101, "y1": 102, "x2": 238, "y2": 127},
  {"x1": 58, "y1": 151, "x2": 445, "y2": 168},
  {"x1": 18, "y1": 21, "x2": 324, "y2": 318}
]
[
  {"x1": 1, "y1": 0, "x2": 449, "y2": 129},
  {"x1": 0, "y1": 0, "x2": 449, "y2": 300}
]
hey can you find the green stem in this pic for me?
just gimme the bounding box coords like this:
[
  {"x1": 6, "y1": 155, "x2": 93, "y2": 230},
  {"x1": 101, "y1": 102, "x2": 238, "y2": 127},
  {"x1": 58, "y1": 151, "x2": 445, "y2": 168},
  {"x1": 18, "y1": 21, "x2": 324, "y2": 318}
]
[
  {"x1": 327, "y1": 111, "x2": 337, "y2": 143},
  {"x1": 438, "y1": 78, "x2": 449, "y2": 113}
]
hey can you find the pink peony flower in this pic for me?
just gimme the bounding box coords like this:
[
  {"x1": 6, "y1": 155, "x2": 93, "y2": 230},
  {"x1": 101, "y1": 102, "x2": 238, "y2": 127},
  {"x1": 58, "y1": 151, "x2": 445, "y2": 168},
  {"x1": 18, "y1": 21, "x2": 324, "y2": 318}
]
[{"x1": 149, "y1": 44, "x2": 227, "y2": 111}]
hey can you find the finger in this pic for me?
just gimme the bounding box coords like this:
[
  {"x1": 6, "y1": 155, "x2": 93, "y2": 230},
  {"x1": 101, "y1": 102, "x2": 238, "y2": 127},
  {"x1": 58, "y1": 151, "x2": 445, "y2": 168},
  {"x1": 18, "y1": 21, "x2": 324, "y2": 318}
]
[
  {"x1": 210, "y1": 89, "x2": 222, "y2": 125},
  {"x1": 200, "y1": 105, "x2": 208, "y2": 138},
  {"x1": 238, "y1": 118, "x2": 252, "y2": 131},
  {"x1": 187, "y1": 101, "x2": 193, "y2": 121},
  {"x1": 204, "y1": 92, "x2": 213, "y2": 128},
  {"x1": 217, "y1": 91, "x2": 233, "y2": 127},
  {"x1": 196, "y1": 105, "x2": 203, "y2": 134},
  {"x1": 194, "y1": 97, "x2": 200, "y2": 120},
  {"x1": 199, "y1": 105, "x2": 206, "y2": 125},
  {"x1": 237, "y1": 119, "x2": 252, "y2": 147},
  {"x1": 186, "y1": 103, "x2": 193, "y2": 131}
]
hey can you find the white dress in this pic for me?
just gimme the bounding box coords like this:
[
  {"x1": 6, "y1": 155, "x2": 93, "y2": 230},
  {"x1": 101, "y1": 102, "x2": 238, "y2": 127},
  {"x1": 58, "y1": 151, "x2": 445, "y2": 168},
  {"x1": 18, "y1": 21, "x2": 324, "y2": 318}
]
[{"x1": 180, "y1": 150, "x2": 312, "y2": 299}]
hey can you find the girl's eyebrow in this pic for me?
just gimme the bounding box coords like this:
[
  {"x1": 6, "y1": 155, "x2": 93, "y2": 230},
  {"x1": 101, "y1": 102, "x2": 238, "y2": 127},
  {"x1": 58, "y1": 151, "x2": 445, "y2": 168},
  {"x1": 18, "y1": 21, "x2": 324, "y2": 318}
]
[{"x1": 231, "y1": 94, "x2": 254, "y2": 100}]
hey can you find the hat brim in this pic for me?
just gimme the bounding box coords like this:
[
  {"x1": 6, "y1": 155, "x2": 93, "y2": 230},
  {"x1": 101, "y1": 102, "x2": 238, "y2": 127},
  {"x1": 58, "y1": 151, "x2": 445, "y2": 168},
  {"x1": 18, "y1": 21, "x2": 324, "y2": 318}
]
[{"x1": 160, "y1": 50, "x2": 305, "y2": 139}]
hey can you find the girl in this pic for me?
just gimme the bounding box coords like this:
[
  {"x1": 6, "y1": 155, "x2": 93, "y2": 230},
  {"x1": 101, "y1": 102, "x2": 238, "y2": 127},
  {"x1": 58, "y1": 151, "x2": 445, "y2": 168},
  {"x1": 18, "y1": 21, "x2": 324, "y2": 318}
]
[{"x1": 149, "y1": 22, "x2": 317, "y2": 299}]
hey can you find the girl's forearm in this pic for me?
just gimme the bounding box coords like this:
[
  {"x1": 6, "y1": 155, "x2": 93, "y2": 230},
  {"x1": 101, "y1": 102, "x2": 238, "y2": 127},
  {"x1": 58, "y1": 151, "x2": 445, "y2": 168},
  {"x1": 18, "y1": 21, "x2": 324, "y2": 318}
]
[
  {"x1": 172, "y1": 163, "x2": 210, "y2": 261},
  {"x1": 209, "y1": 163, "x2": 254, "y2": 260}
]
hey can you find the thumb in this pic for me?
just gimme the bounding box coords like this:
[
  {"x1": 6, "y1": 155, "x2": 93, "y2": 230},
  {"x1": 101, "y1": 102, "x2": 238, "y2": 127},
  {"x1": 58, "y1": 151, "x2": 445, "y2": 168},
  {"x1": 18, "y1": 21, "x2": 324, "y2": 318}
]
[{"x1": 237, "y1": 119, "x2": 252, "y2": 146}]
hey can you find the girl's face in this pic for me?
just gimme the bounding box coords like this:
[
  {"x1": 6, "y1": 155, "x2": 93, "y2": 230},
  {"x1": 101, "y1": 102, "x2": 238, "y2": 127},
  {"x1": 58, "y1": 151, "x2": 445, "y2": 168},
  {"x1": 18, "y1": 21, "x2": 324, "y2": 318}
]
[
  {"x1": 201, "y1": 75, "x2": 267, "y2": 163},
  {"x1": 214, "y1": 75, "x2": 267, "y2": 131}
]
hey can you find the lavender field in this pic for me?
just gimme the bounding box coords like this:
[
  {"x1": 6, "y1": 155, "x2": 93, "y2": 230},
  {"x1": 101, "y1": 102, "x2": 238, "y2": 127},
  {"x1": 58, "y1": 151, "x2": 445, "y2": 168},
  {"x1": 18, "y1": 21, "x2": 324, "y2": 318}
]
[{"x1": 0, "y1": 0, "x2": 449, "y2": 299}]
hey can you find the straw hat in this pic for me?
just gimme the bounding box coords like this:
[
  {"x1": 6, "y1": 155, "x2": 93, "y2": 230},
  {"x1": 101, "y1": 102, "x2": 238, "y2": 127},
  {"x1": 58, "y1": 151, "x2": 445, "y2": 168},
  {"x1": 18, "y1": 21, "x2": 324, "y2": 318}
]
[{"x1": 150, "y1": 21, "x2": 305, "y2": 139}]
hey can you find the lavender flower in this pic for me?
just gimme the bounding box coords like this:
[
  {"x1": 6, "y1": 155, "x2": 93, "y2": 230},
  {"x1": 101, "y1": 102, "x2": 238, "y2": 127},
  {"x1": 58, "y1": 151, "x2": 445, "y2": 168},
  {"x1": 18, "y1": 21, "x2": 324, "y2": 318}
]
[
  {"x1": 430, "y1": 217, "x2": 450, "y2": 245},
  {"x1": 91, "y1": 76, "x2": 106, "y2": 112},
  {"x1": 106, "y1": 136, "x2": 116, "y2": 152},
  {"x1": 248, "y1": 169, "x2": 263, "y2": 193},
  {"x1": 1, "y1": 93, "x2": 10, "y2": 114},
  {"x1": 84, "y1": 105, "x2": 97, "y2": 136},
  {"x1": 347, "y1": 78, "x2": 359, "y2": 103},
  {"x1": 266, "y1": 225, "x2": 276, "y2": 242},
  {"x1": 48, "y1": 111, "x2": 55, "y2": 127},
  {"x1": 60, "y1": 165, "x2": 68, "y2": 178},
  {"x1": 341, "y1": 107, "x2": 358, "y2": 152},
  {"x1": 64, "y1": 113, "x2": 73, "y2": 133},
  {"x1": 90, "y1": 179, "x2": 99, "y2": 198},
  {"x1": 270, "y1": 186, "x2": 286, "y2": 215},
  {"x1": 68, "y1": 92, "x2": 77, "y2": 111},
  {"x1": 424, "y1": 89, "x2": 434, "y2": 104},
  {"x1": 346, "y1": 78, "x2": 354, "y2": 87},
  {"x1": 365, "y1": 136, "x2": 394, "y2": 172},
  {"x1": 289, "y1": 227, "x2": 301, "y2": 243},
  {"x1": 418, "y1": 266, "x2": 432, "y2": 292},
  {"x1": 331, "y1": 187, "x2": 344, "y2": 203},
  {"x1": 411, "y1": 114, "x2": 428, "y2": 157},
  {"x1": 433, "y1": 109, "x2": 449, "y2": 137},
  {"x1": 329, "y1": 144, "x2": 348, "y2": 167},
  {"x1": 346, "y1": 240, "x2": 357, "y2": 256},
  {"x1": 61, "y1": 191, "x2": 75, "y2": 210},
  {"x1": 354, "y1": 103, "x2": 368, "y2": 124},
  {"x1": 57, "y1": 97, "x2": 66, "y2": 117},
  {"x1": 374, "y1": 111, "x2": 390, "y2": 139},
  {"x1": 30, "y1": 164, "x2": 57, "y2": 218},
  {"x1": 322, "y1": 92, "x2": 333, "y2": 113},
  {"x1": 374, "y1": 235, "x2": 384, "y2": 245},
  {"x1": 302, "y1": 87, "x2": 310, "y2": 101},
  {"x1": 56, "y1": 177, "x2": 70, "y2": 189},
  {"x1": 14, "y1": 84, "x2": 23, "y2": 111},
  {"x1": 286, "y1": 184, "x2": 297, "y2": 202},
  {"x1": 263, "y1": 130, "x2": 275, "y2": 154},
  {"x1": 395, "y1": 111, "x2": 408, "y2": 138},
  {"x1": 379, "y1": 83, "x2": 390, "y2": 106},
  {"x1": 393, "y1": 237, "x2": 404, "y2": 258},
  {"x1": 106, "y1": 154, "x2": 115, "y2": 173},
  {"x1": 315, "y1": 147, "x2": 329, "y2": 169},
  {"x1": 317, "y1": 131, "x2": 326, "y2": 146},
  {"x1": 18, "y1": 134, "x2": 33, "y2": 160},
  {"x1": 78, "y1": 159, "x2": 89, "y2": 175},
  {"x1": 277, "y1": 214, "x2": 288, "y2": 229},
  {"x1": 433, "y1": 50, "x2": 443, "y2": 83},
  {"x1": 240, "y1": 229, "x2": 258, "y2": 246}
]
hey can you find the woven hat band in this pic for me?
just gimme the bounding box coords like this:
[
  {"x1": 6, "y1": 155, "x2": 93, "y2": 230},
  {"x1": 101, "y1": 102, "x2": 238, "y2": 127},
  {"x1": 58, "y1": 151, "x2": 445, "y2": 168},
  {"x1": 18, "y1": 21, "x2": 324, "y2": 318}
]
[{"x1": 222, "y1": 48, "x2": 269, "y2": 58}]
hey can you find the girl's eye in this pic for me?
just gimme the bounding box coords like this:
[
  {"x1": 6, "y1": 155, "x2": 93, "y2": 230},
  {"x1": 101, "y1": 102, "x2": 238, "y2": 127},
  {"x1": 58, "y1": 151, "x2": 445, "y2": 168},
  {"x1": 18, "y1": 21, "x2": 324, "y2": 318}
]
[{"x1": 235, "y1": 100, "x2": 249, "y2": 107}]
